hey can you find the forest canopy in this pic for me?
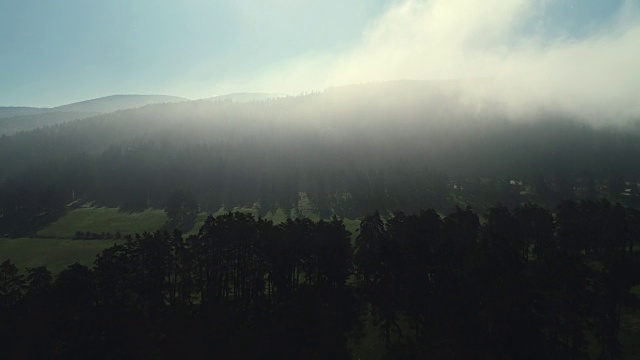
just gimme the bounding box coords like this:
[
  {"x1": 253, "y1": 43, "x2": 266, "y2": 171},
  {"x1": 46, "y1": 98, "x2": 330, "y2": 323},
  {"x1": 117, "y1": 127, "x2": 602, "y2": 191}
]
[
  {"x1": 1, "y1": 81, "x2": 639, "y2": 225},
  {"x1": 2, "y1": 200, "x2": 640, "y2": 358}
]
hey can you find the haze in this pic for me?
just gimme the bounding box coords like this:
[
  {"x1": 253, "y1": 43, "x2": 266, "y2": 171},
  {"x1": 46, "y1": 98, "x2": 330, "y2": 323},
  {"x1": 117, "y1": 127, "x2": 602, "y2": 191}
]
[
  {"x1": 4, "y1": 2, "x2": 640, "y2": 358},
  {"x1": 2, "y1": 0, "x2": 639, "y2": 122}
]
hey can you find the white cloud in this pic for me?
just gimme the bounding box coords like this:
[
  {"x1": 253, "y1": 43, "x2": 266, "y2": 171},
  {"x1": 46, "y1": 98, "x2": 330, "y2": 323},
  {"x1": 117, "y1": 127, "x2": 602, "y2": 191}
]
[{"x1": 245, "y1": 0, "x2": 640, "y2": 123}]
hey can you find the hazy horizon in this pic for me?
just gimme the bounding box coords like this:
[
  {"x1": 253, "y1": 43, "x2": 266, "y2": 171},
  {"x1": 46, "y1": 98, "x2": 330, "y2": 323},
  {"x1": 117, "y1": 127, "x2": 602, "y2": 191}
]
[
  {"x1": 2, "y1": 0, "x2": 639, "y2": 122},
  {"x1": 3, "y1": 3, "x2": 640, "y2": 357}
]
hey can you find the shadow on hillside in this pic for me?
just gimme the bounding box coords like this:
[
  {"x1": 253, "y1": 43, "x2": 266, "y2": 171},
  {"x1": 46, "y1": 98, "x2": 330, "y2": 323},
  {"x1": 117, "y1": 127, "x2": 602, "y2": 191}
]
[
  {"x1": 0, "y1": 207, "x2": 67, "y2": 238},
  {"x1": 163, "y1": 214, "x2": 197, "y2": 234}
]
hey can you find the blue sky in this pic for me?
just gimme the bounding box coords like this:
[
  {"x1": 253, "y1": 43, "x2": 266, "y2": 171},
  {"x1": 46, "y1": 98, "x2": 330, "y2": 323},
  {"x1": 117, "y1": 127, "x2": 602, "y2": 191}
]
[{"x1": 0, "y1": 0, "x2": 633, "y2": 107}]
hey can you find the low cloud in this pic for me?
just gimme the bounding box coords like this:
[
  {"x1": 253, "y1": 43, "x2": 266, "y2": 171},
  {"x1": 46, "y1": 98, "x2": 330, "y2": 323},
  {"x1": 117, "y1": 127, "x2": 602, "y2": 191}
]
[{"x1": 248, "y1": 0, "x2": 640, "y2": 123}]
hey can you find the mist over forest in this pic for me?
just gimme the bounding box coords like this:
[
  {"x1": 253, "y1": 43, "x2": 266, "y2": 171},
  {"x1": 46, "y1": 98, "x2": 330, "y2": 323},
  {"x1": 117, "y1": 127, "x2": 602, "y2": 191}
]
[
  {"x1": 1, "y1": 80, "x2": 639, "y2": 225},
  {"x1": 3, "y1": 0, "x2": 640, "y2": 358}
]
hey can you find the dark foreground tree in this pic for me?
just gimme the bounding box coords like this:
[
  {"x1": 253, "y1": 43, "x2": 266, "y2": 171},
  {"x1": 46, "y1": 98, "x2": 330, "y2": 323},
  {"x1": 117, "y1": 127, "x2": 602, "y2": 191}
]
[{"x1": 2, "y1": 201, "x2": 640, "y2": 359}]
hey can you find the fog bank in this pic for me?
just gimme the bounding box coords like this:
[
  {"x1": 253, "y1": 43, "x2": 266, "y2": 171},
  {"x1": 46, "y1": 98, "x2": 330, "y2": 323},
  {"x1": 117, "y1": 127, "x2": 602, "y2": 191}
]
[{"x1": 252, "y1": 0, "x2": 640, "y2": 123}]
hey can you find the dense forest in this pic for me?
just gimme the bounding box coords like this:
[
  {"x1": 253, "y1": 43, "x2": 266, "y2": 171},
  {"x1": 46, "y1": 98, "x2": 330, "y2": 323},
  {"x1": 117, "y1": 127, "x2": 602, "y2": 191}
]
[
  {"x1": 4, "y1": 0, "x2": 639, "y2": 357},
  {"x1": 2, "y1": 200, "x2": 640, "y2": 358},
  {"x1": 1, "y1": 82, "x2": 640, "y2": 359},
  {"x1": 1, "y1": 81, "x2": 640, "y2": 237}
]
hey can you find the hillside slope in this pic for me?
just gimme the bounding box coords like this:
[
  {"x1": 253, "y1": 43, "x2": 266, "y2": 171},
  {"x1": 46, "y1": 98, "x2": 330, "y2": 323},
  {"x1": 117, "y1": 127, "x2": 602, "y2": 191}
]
[
  {"x1": 0, "y1": 94, "x2": 189, "y2": 135},
  {"x1": 0, "y1": 80, "x2": 638, "y2": 218},
  {"x1": 0, "y1": 111, "x2": 99, "y2": 135},
  {"x1": 52, "y1": 94, "x2": 189, "y2": 113},
  {"x1": 0, "y1": 107, "x2": 50, "y2": 119}
]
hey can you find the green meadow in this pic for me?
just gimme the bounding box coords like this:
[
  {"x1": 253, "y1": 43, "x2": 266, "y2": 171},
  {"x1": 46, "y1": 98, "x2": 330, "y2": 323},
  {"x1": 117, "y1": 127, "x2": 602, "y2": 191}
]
[
  {"x1": 2, "y1": 207, "x2": 169, "y2": 274},
  {"x1": 37, "y1": 207, "x2": 169, "y2": 238},
  {"x1": 0, "y1": 237, "x2": 119, "y2": 275},
  {"x1": 2, "y1": 204, "x2": 361, "y2": 275}
]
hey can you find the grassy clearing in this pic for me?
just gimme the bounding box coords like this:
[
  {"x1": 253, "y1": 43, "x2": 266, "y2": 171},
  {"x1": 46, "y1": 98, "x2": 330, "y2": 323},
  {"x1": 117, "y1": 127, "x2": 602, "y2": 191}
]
[
  {"x1": 183, "y1": 207, "x2": 359, "y2": 236},
  {"x1": 37, "y1": 207, "x2": 168, "y2": 238},
  {"x1": 0, "y1": 237, "x2": 119, "y2": 275},
  {"x1": 230, "y1": 206, "x2": 259, "y2": 215},
  {"x1": 265, "y1": 208, "x2": 289, "y2": 224},
  {"x1": 184, "y1": 207, "x2": 290, "y2": 235},
  {"x1": 15, "y1": 205, "x2": 359, "y2": 276},
  {"x1": 184, "y1": 212, "x2": 210, "y2": 236},
  {"x1": 343, "y1": 218, "x2": 361, "y2": 241},
  {"x1": 297, "y1": 192, "x2": 321, "y2": 221}
]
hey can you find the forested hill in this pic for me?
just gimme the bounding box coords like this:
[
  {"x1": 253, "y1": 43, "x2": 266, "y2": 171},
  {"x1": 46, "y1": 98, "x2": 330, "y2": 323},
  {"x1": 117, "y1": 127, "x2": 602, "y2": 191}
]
[
  {"x1": 0, "y1": 94, "x2": 188, "y2": 135},
  {"x1": 51, "y1": 94, "x2": 188, "y2": 113},
  {"x1": 199, "y1": 92, "x2": 288, "y2": 103},
  {"x1": 0, "y1": 111, "x2": 100, "y2": 136},
  {"x1": 1, "y1": 80, "x2": 640, "y2": 219},
  {"x1": 0, "y1": 107, "x2": 50, "y2": 119}
]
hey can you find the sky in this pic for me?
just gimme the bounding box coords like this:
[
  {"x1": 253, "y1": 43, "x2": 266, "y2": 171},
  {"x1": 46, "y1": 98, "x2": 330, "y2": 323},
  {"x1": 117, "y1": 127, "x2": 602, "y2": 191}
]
[{"x1": 0, "y1": 0, "x2": 638, "y2": 118}]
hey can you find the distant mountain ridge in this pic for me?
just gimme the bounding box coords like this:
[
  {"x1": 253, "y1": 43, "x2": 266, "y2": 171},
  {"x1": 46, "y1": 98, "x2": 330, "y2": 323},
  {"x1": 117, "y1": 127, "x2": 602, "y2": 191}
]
[
  {"x1": 51, "y1": 94, "x2": 189, "y2": 113},
  {"x1": 0, "y1": 111, "x2": 100, "y2": 135},
  {"x1": 0, "y1": 107, "x2": 50, "y2": 119},
  {"x1": 0, "y1": 94, "x2": 189, "y2": 135},
  {"x1": 199, "y1": 92, "x2": 288, "y2": 103}
]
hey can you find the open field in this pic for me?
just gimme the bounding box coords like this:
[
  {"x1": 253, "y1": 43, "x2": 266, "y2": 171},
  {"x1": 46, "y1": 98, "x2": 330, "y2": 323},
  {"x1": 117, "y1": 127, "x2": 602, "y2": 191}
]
[
  {"x1": 1, "y1": 207, "x2": 168, "y2": 274},
  {"x1": 184, "y1": 211, "x2": 211, "y2": 236},
  {"x1": 4, "y1": 206, "x2": 362, "y2": 275},
  {"x1": 0, "y1": 237, "x2": 119, "y2": 275},
  {"x1": 37, "y1": 207, "x2": 168, "y2": 238},
  {"x1": 343, "y1": 218, "x2": 361, "y2": 241}
]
